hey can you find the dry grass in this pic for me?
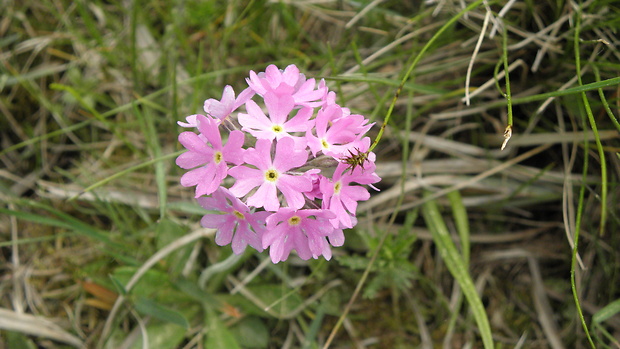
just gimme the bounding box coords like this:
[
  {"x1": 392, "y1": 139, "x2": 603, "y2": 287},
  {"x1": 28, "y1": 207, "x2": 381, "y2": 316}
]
[{"x1": 1, "y1": 0, "x2": 619, "y2": 348}]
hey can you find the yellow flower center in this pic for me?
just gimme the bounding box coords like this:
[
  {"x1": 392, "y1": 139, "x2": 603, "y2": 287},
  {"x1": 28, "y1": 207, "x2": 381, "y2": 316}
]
[
  {"x1": 272, "y1": 125, "x2": 283, "y2": 133},
  {"x1": 334, "y1": 181, "x2": 342, "y2": 194},
  {"x1": 214, "y1": 151, "x2": 223, "y2": 164},
  {"x1": 233, "y1": 210, "x2": 245, "y2": 220},
  {"x1": 321, "y1": 139, "x2": 329, "y2": 149},
  {"x1": 265, "y1": 169, "x2": 278, "y2": 182},
  {"x1": 288, "y1": 216, "x2": 301, "y2": 226}
]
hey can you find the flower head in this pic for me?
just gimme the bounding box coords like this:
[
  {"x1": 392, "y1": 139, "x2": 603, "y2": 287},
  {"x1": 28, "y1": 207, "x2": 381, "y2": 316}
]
[
  {"x1": 176, "y1": 115, "x2": 245, "y2": 197},
  {"x1": 177, "y1": 114, "x2": 200, "y2": 128},
  {"x1": 238, "y1": 92, "x2": 312, "y2": 144},
  {"x1": 198, "y1": 187, "x2": 269, "y2": 254},
  {"x1": 263, "y1": 208, "x2": 343, "y2": 263},
  {"x1": 204, "y1": 85, "x2": 254, "y2": 122},
  {"x1": 176, "y1": 64, "x2": 381, "y2": 263},
  {"x1": 228, "y1": 137, "x2": 312, "y2": 211},
  {"x1": 306, "y1": 104, "x2": 359, "y2": 157},
  {"x1": 321, "y1": 139, "x2": 380, "y2": 228},
  {"x1": 246, "y1": 64, "x2": 326, "y2": 107}
]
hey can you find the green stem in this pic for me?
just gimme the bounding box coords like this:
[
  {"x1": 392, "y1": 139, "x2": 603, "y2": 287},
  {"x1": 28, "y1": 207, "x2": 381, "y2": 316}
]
[
  {"x1": 574, "y1": 9, "x2": 607, "y2": 237},
  {"x1": 572, "y1": 9, "x2": 597, "y2": 348},
  {"x1": 593, "y1": 65, "x2": 620, "y2": 132},
  {"x1": 502, "y1": 22, "x2": 513, "y2": 128}
]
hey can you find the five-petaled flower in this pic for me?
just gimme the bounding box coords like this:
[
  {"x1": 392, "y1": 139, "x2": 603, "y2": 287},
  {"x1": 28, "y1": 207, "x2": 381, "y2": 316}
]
[
  {"x1": 198, "y1": 187, "x2": 269, "y2": 254},
  {"x1": 263, "y1": 208, "x2": 344, "y2": 263},
  {"x1": 229, "y1": 137, "x2": 311, "y2": 211},
  {"x1": 176, "y1": 115, "x2": 245, "y2": 197},
  {"x1": 239, "y1": 92, "x2": 312, "y2": 144},
  {"x1": 203, "y1": 85, "x2": 254, "y2": 122}
]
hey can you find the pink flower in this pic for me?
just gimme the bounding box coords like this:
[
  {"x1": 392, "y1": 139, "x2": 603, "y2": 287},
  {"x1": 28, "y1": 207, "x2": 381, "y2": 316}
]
[
  {"x1": 198, "y1": 188, "x2": 269, "y2": 254},
  {"x1": 203, "y1": 85, "x2": 254, "y2": 122},
  {"x1": 320, "y1": 158, "x2": 380, "y2": 229},
  {"x1": 176, "y1": 115, "x2": 245, "y2": 197},
  {"x1": 246, "y1": 64, "x2": 326, "y2": 107},
  {"x1": 302, "y1": 170, "x2": 323, "y2": 201},
  {"x1": 176, "y1": 64, "x2": 383, "y2": 263},
  {"x1": 228, "y1": 137, "x2": 312, "y2": 211},
  {"x1": 335, "y1": 112, "x2": 374, "y2": 142},
  {"x1": 306, "y1": 104, "x2": 359, "y2": 157},
  {"x1": 177, "y1": 114, "x2": 200, "y2": 128},
  {"x1": 238, "y1": 92, "x2": 312, "y2": 143},
  {"x1": 340, "y1": 137, "x2": 379, "y2": 174},
  {"x1": 263, "y1": 208, "x2": 344, "y2": 263}
]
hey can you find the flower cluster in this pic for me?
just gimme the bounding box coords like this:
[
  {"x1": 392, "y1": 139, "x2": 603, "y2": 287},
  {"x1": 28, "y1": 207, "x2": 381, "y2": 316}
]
[{"x1": 176, "y1": 64, "x2": 380, "y2": 263}]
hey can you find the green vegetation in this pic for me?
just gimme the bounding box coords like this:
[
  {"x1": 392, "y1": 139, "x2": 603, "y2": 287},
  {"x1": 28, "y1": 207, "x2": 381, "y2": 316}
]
[{"x1": 1, "y1": 0, "x2": 619, "y2": 348}]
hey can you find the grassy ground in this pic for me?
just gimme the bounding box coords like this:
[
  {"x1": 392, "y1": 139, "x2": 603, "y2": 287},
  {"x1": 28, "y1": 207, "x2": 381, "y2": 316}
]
[{"x1": 1, "y1": 0, "x2": 620, "y2": 348}]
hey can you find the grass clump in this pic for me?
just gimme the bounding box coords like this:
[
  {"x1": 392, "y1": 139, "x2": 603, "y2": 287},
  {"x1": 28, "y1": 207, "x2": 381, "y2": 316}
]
[{"x1": 1, "y1": 0, "x2": 619, "y2": 348}]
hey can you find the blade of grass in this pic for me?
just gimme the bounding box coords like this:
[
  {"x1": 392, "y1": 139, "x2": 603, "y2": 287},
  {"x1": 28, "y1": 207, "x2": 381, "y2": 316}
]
[
  {"x1": 68, "y1": 151, "x2": 182, "y2": 201},
  {"x1": 0, "y1": 203, "x2": 124, "y2": 251},
  {"x1": 571, "y1": 117, "x2": 596, "y2": 348},
  {"x1": 367, "y1": 0, "x2": 486, "y2": 153},
  {"x1": 302, "y1": 304, "x2": 326, "y2": 349},
  {"x1": 0, "y1": 66, "x2": 261, "y2": 157},
  {"x1": 50, "y1": 83, "x2": 139, "y2": 153},
  {"x1": 574, "y1": 9, "x2": 608, "y2": 237},
  {"x1": 592, "y1": 65, "x2": 620, "y2": 132},
  {"x1": 133, "y1": 102, "x2": 167, "y2": 218},
  {"x1": 422, "y1": 191, "x2": 493, "y2": 349},
  {"x1": 447, "y1": 190, "x2": 470, "y2": 265},
  {"x1": 592, "y1": 298, "x2": 620, "y2": 325},
  {"x1": 443, "y1": 190, "x2": 470, "y2": 349}
]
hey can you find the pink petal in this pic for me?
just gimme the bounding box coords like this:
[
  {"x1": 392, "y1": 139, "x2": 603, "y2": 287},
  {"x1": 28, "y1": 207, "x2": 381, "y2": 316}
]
[
  {"x1": 201, "y1": 214, "x2": 230, "y2": 229},
  {"x1": 281, "y1": 64, "x2": 300, "y2": 86},
  {"x1": 248, "y1": 182, "x2": 279, "y2": 211},
  {"x1": 283, "y1": 107, "x2": 312, "y2": 132},
  {"x1": 264, "y1": 65, "x2": 282, "y2": 88},
  {"x1": 233, "y1": 87, "x2": 255, "y2": 110},
  {"x1": 273, "y1": 137, "x2": 306, "y2": 171},
  {"x1": 246, "y1": 71, "x2": 266, "y2": 95},
  {"x1": 328, "y1": 228, "x2": 345, "y2": 247},
  {"x1": 175, "y1": 151, "x2": 210, "y2": 169},
  {"x1": 244, "y1": 139, "x2": 273, "y2": 170},
  {"x1": 178, "y1": 132, "x2": 209, "y2": 153},
  {"x1": 214, "y1": 219, "x2": 237, "y2": 246},
  {"x1": 196, "y1": 115, "x2": 223, "y2": 149},
  {"x1": 264, "y1": 92, "x2": 295, "y2": 125},
  {"x1": 228, "y1": 167, "x2": 264, "y2": 197},
  {"x1": 222, "y1": 130, "x2": 245, "y2": 165}
]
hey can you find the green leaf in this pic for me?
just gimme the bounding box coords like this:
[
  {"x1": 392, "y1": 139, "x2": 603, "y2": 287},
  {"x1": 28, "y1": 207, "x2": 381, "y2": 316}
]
[
  {"x1": 205, "y1": 308, "x2": 241, "y2": 349},
  {"x1": 108, "y1": 275, "x2": 128, "y2": 296},
  {"x1": 112, "y1": 267, "x2": 169, "y2": 299},
  {"x1": 121, "y1": 322, "x2": 186, "y2": 349},
  {"x1": 5, "y1": 331, "x2": 37, "y2": 349},
  {"x1": 230, "y1": 316, "x2": 269, "y2": 349},
  {"x1": 337, "y1": 255, "x2": 372, "y2": 270},
  {"x1": 174, "y1": 278, "x2": 221, "y2": 308},
  {"x1": 134, "y1": 297, "x2": 189, "y2": 329},
  {"x1": 156, "y1": 218, "x2": 192, "y2": 277}
]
